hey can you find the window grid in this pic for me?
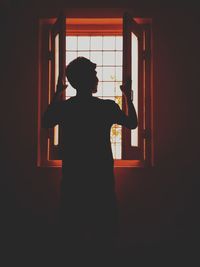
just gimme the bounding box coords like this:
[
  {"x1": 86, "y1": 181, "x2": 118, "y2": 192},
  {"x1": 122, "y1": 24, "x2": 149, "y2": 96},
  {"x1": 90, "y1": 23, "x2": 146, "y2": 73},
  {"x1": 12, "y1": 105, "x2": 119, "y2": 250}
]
[{"x1": 65, "y1": 36, "x2": 122, "y2": 159}]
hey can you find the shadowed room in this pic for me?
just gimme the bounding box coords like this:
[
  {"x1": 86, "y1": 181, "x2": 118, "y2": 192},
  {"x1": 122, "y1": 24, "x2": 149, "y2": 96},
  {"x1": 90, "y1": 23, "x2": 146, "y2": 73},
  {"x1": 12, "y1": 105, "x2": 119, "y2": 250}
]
[{"x1": 1, "y1": 0, "x2": 200, "y2": 265}]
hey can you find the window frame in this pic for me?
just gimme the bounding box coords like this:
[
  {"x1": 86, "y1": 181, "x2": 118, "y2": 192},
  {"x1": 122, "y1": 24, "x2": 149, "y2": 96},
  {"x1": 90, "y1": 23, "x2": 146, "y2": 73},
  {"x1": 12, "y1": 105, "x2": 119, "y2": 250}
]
[
  {"x1": 122, "y1": 13, "x2": 152, "y2": 167},
  {"x1": 48, "y1": 15, "x2": 66, "y2": 160},
  {"x1": 37, "y1": 13, "x2": 153, "y2": 168},
  {"x1": 122, "y1": 12, "x2": 144, "y2": 161}
]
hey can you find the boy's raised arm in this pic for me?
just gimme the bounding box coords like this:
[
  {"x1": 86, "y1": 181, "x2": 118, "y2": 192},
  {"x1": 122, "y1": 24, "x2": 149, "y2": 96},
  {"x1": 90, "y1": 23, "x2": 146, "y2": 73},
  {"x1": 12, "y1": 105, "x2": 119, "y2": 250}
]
[
  {"x1": 42, "y1": 75, "x2": 67, "y2": 128},
  {"x1": 119, "y1": 79, "x2": 138, "y2": 129}
]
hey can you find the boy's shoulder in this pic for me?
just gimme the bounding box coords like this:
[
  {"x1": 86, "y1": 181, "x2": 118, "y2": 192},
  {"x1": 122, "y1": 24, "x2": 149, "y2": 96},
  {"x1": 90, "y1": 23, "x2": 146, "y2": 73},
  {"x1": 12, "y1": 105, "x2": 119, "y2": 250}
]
[
  {"x1": 93, "y1": 97, "x2": 115, "y2": 105},
  {"x1": 61, "y1": 97, "x2": 117, "y2": 110}
]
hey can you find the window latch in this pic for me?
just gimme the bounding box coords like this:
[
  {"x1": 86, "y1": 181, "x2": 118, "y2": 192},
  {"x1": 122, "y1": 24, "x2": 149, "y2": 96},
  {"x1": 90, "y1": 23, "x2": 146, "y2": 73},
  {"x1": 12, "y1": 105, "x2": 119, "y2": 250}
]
[
  {"x1": 48, "y1": 50, "x2": 53, "y2": 60},
  {"x1": 142, "y1": 49, "x2": 151, "y2": 60},
  {"x1": 142, "y1": 129, "x2": 151, "y2": 139}
]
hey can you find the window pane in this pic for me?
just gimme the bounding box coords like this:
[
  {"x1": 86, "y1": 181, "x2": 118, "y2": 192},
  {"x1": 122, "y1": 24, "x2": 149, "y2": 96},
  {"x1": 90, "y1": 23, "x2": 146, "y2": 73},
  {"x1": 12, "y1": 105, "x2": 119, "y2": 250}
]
[
  {"x1": 91, "y1": 36, "x2": 102, "y2": 50},
  {"x1": 66, "y1": 84, "x2": 76, "y2": 96},
  {"x1": 116, "y1": 36, "x2": 122, "y2": 50},
  {"x1": 115, "y1": 96, "x2": 122, "y2": 109},
  {"x1": 77, "y1": 51, "x2": 90, "y2": 59},
  {"x1": 96, "y1": 66, "x2": 103, "y2": 81},
  {"x1": 93, "y1": 81, "x2": 103, "y2": 96},
  {"x1": 111, "y1": 126, "x2": 121, "y2": 143},
  {"x1": 116, "y1": 127, "x2": 122, "y2": 143},
  {"x1": 111, "y1": 144, "x2": 116, "y2": 159},
  {"x1": 116, "y1": 51, "x2": 122, "y2": 65},
  {"x1": 115, "y1": 143, "x2": 121, "y2": 159},
  {"x1": 103, "y1": 51, "x2": 115, "y2": 66},
  {"x1": 131, "y1": 32, "x2": 138, "y2": 146},
  {"x1": 66, "y1": 36, "x2": 77, "y2": 50},
  {"x1": 66, "y1": 51, "x2": 77, "y2": 64},
  {"x1": 131, "y1": 33, "x2": 138, "y2": 95},
  {"x1": 103, "y1": 36, "x2": 115, "y2": 50},
  {"x1": 131, "y1": 129, "x2": 138, "y2": 147},
  {"x1": 54, "y1": 125, "x2": 59, "y2": 146},
  {"x1": 90, "y1": 51, "x2": 102, "y2": 65},
  {"x1": 102, "y1": 82, "x2": 115, "y2": 96},
  {"x1": 78, "y1": 36, "x2": 90, "y2": 50},
  {"x1": 55, "y1": 34, "x2": 59, "y2": 90},
  {"x1": 115, "y1": 67, "x2": 122, "y2": 81},
  {"x1": 103, "y1": 67, "x2": 115, "y2": 81},
  {"x1": 115, "y1": 82, "x2": 122, "y2": 96},
  {"x1": 110, "y1": 127, "x2": 116, "y2": 143}
]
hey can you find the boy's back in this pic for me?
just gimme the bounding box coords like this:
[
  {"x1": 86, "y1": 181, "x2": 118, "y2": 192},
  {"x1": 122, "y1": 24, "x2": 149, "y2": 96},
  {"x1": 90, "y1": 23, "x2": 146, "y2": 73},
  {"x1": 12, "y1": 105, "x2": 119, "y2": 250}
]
[{"x1": 60, "y1": 96, "x2": 116, "y2": 177}]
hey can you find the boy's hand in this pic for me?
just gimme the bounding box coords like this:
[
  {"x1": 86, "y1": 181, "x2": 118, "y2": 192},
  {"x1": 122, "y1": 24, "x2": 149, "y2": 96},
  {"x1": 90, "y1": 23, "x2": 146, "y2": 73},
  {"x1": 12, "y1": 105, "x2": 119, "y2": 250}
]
[
  {"x1": 120, "y1": 78, "x2": 132, "y2": 100},
  {"x1": 56, "y1": 74, "x2": 67, "y2": 94}
]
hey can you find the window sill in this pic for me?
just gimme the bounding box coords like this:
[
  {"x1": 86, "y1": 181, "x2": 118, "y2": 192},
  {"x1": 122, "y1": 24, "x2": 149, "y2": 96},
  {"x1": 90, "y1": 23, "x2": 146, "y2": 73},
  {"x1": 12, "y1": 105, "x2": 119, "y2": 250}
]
[
  {"x1": 114, "y1": 160, "x2": 144, "y2": 168},
  {"x1": 38, "y1": 159, "x2": 144, "y2": 168}
]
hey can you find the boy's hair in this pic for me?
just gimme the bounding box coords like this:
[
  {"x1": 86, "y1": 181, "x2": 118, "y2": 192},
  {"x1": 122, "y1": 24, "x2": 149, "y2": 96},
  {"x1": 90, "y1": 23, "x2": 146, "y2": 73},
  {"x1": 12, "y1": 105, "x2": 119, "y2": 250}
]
[{"x1": 65, "y1": 57, "x2": 96, "y2": 89}]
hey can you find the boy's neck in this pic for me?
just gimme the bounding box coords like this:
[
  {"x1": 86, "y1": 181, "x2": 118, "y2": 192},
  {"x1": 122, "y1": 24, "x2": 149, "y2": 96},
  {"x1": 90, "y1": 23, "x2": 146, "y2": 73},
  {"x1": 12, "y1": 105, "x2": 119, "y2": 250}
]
[{"x1": 76, "y1": 90, "x2": 93, "y2": 98}]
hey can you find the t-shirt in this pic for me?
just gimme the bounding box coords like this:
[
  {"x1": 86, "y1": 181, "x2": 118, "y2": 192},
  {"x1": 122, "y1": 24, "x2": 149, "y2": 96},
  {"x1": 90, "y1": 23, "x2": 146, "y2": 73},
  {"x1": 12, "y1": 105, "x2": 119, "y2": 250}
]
[{"x1": 42, "y1": 96, "x2": 132, "y2": 190}]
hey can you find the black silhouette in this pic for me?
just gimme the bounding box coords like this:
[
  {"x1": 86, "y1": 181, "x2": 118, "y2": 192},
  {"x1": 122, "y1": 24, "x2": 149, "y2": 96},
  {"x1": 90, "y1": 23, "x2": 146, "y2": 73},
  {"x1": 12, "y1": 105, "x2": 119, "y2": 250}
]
[{"x1": 42, "y1": 57, "x2": 138, "y2": 264}]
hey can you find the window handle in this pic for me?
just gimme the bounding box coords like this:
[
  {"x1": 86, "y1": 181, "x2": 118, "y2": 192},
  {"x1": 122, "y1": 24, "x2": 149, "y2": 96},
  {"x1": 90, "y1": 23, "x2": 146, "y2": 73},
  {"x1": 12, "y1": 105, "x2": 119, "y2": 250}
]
[{"x1": 142, "y1": 129, "x2": 151, "y2": 139}]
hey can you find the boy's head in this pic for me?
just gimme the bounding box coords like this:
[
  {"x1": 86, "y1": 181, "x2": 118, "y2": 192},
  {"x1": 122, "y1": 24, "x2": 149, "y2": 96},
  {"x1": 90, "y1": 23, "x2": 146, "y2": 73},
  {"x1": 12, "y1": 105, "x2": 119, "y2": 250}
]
[{"x1": 65, "y1": 57, "x2": 98, "y2": 93}]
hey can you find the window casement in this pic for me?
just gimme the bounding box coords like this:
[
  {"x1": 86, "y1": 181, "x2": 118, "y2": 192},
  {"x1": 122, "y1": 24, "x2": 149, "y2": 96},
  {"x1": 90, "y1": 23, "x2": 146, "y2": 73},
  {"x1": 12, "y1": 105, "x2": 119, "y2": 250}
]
[{"x1": 37, "y1": 12, "x2": 153, "y2": 168}]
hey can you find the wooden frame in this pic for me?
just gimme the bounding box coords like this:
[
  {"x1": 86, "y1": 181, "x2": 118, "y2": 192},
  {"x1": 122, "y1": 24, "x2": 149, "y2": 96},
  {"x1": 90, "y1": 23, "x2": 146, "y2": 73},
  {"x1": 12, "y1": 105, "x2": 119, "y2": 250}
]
[{"x1": 48, "y1": 14, "x2": 66, "y2": 160}]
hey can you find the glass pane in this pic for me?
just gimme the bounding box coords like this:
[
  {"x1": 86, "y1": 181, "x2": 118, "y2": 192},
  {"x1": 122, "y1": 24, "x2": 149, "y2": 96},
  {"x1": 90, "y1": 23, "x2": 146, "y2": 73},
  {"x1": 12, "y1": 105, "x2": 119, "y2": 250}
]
[
  {"x1": 103, "y1": 67, "x2": 115, "y2": 81},
  {"x1": 103, "y1": 36, "x2": 115, "y2": 50},
  {"x1": 115, "y1": 96, "x2": 122, "y2": 109},
  {"x1": 116, "y1": 36, "x2": 122, "y2": 50},
  {"x1": 77, "y1": 51, "x2": 90, "y2": 59},
  {"x1": 78, "y1": 36, "x2": 90, "y2": 50},
  {"x1": 131, "y1": 130, "x2": 138, "y2": 148},
  {"x1": 111, "y1": 143, "x2": 116, "y2": 159},
  {"x1": 93, "y1": 81, "x2": 103, "y2": 96},
  {"x1": 111, "y1": 126, "x2": 121, "y2": 143},
  {"x1": 54, "y1": 125, "x2": 59, "y2": 146},
  {"x1": 116, "y1": 51, "x2": 122, "y2": 66},
  {"x1": 90, "y1": 51, "x2": 102, "y2": 65},
  {"x1": 115, "y1": 127, "x2": 122, "y2": 143},
  {"x1": 102, "y1": 82, "x2": 115, "y2": 97},
  {"x1": 115, "y1": 67, "x2": 122, "y2": 81},
  {"x1": 91, "y1": 36, "x2": 103, "y2": 50},
  {"x1": 66, "y1": 51, "x2": 77, "y2": 64},
  {"x1": 103, "y1": 51, "x2": 115, "y2": 66},
  {"x1": 131, "y1": 32, "x2": 138, "y2": 146},
  {"x1": 115, "y1": 143, "x2": 121, "y2": 159},
  {"x1": 96, "y1": 66, "x2": 103, "y2": 81},
  {"x1": 115, "y1": 82, "x2": 122, "y2": 96},
  {"x1": 110, "y1": 126, "x2": 116, "y2": 143},
  {"x1": 66, "y1": 36, "x2": 77, "y2": 50},
  {"x1": 66, "y1": 84, "x2": 76, "y2": 96},
  {"x1": 55, "y1": 34, "x2": 59, "y2": 91},
  {"x1": 131, "y1": 33, "x2": 138, "y2": 96}
]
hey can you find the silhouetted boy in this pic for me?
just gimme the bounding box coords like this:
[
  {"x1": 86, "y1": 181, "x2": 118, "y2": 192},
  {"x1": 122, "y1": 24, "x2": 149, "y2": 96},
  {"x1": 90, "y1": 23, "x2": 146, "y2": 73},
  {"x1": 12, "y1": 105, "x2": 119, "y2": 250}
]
[{"x1": 42, "y1": 57, "x2": 138, "y2": 264}]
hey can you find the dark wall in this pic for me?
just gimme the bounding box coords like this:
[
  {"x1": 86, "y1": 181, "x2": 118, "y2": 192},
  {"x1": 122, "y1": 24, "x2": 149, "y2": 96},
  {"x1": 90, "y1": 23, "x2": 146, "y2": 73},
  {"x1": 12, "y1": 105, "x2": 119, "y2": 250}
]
[{"x1": 1, "y1": 0, "x2": 200, "y2": 264}]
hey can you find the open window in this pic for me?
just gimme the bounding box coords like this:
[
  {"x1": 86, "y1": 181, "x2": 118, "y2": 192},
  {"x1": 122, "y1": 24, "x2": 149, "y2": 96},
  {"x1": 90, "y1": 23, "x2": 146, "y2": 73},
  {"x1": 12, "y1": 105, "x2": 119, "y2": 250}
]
[
  {"x1": 122, "y1": 13, "x2": 151, "y2": 166},
  {"x1": 48, "y1": 14, "x2": 66, "y2": 160},
  {"x1": 37, "y1": 12, "x2": 153, "y2": 167}
]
